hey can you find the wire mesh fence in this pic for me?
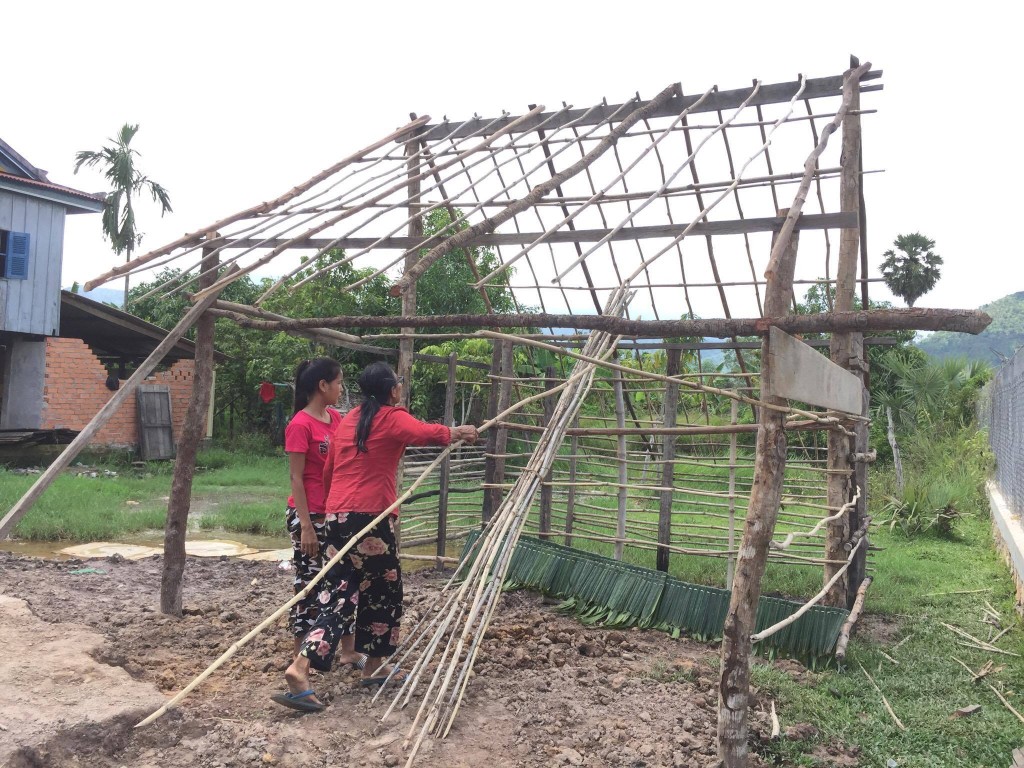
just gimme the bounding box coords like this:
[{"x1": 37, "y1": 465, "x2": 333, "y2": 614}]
[{"x1": 980, "y1": 346, "x2": 1024, "y2": 516}]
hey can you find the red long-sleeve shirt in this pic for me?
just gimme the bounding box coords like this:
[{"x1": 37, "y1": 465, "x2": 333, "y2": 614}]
[{"x1": 323, "y1": 404, "x2": 451, "y2": 515}]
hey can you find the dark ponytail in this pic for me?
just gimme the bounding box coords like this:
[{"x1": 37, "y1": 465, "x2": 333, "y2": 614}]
[
  {"x1": 355, "y1": 362, "x2": 399, "y2": 453},
  {"x1": 292, "y1": 357, "x2": 342, "y2": 414}
]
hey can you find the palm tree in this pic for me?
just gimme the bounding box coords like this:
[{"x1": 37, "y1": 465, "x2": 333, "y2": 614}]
[
  {"x1": 74, "y1": 124, "x2": 172, "y2": 309},
  {"x1": 880, "y1": 232, "x2": 943, "y2": 308}
]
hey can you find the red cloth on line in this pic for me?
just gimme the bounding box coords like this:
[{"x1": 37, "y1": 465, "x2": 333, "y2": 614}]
[
  {"x1": 285, "y1": 408, "x2": 342, "y2": 513},
  {"x1": 258, "y1": 381, "x2": 277, "y2": 403},
  {"x1": 323, "y1": 404, "x2": 451, "y2": 516}
]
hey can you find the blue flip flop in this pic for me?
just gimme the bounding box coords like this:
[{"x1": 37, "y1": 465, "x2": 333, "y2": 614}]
[{"x1": 270, "y1": 689, "x2": 326, "y2": 712}]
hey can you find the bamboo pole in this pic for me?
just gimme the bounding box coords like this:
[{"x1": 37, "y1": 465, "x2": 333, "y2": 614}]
[{"x1": 82, "y1": 117, "x2": 430, "y2": 291}]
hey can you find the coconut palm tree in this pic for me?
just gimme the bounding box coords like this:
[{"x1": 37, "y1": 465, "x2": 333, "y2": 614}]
[
  {"x1": 74, "y1": 124, "x2": 172, "y2": 309},
  {"x1": 880, "y1": 233, "x2": 943, "y2": 308}
]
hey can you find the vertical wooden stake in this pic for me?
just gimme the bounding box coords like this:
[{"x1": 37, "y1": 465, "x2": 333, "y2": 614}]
[
  {"x1": 437, "y1": 352, "x2": 457, "y2": 569},
  {"x1": 825, "y1": 60, "x2": 865, "y2": 607},
  {"x1": 657, "y1": 348, "x2": 682, "y2": 573},
  {"x1": 613, "y1": 369, "x2": 628, "y2": 561},
  {"x1": 539, "y1": 366, "x2": 556, "y2": 540},
  {"x1": 565, "y1": 417, "x2": 578, "y2": 546},
  {"x1": 482, "y1": 342, "x2": 502, "y2": 523},
  {"x1": 484, "y1": 341, "x2": 514, "y2": 522},
  {"x1": 161, "y1": 235, "x2": 219, "y2": 616},
  {"x1": 395, "y1": 123, "x2": 424, "y2": 550},
  {"x1": 726, "y1": 398, "x2": 739, "y2": 590}
]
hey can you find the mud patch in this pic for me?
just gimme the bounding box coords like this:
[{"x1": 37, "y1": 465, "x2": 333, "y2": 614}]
[{"x1": 0, "y1": 551, "x2": 810, "y2": 767}]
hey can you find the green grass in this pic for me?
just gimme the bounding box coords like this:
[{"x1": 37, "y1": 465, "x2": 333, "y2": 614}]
[
  {"x1": 754, "y1": 514, "x2": 1024, "y2": 768},
  {"x1": 198, "y1": 500, "x2": 283, "y2": 535},
  {"x1": 0, "y1": 450, "x2": 287, "y2": 541}
]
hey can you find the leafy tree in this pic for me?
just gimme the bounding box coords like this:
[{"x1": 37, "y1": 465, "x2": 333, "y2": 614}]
[
  {"x1": 74, "y1": 124, "x2": 172, "y2": 308},
  {"x1": 880, "y1": 233, "x2": 943, "y2": 308}
]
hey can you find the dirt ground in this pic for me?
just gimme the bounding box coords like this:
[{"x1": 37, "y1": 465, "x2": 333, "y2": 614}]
[{"x1": 0, "y1": 551, "x2": 827, "y2": 768}]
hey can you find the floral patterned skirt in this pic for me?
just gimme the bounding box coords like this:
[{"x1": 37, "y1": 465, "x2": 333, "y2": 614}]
[
  {"x1": 299, "y1": 512, "x2": 403, "y2": 670},
  {"x1": 286, "y1": 508, "x2": 329, "y2": 637}
]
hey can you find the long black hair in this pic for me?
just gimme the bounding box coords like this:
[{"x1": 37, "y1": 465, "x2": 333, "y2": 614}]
[
  {"x1": 355, "y1": 362, "x2": 399, "y2": 452},
  {"x1": 292, "y1": 357, "x2": 342, "y2": 414}
]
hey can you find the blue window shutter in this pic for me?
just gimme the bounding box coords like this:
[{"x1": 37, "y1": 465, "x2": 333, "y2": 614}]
[{"x1": 5, "y1": 231, "x2": 30, "y2": 279}]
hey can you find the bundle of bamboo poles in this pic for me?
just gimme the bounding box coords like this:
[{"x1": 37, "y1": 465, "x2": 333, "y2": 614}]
[{"x1": 370, "y1": 294, "x2": 629, "y2": 767}]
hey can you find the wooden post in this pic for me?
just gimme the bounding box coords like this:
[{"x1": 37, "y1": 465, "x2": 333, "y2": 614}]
[
  {"x1": 437, "y1": 352, "x2": 457, "y2": 569},
  {"x1": 848, "y1": 388, "x2": 870, "y2": 608},
  {"x1": 0, "y1": 267, "x2": 235, "y2": 539},
  {"x1": 726, "y1": 398, "x2": 739, "y2": 590},
  {"x1": 396, "y1": 124, "x2": 424, "y2": 549},
  {"x1": 825, "y1": 61, "x2": 866, "y2": 607},
  {"x1": 565, "y1": 417, "x2": 578, "y2": 546},
  {"x1": 657, "y1": 348, "x2": 682, "y2": 572},
  {"x1": 484, "y1": 341, "x2": 513, "y2": 522},
  {"x1": 482, "y1": 342, "x2": 502, "y2": 523},
  {"x1": 613, "y1": 370, "x2": 628, "y2": 561},
  {"x1": 539, "y1": 366, "x2": 556, "y2": 540},
  {"x1": 161, "y1": 236, "x2": 219, "y2": 616},
  {"x1": 717, "y1": 213, "x2": 799, "y2": 767}
]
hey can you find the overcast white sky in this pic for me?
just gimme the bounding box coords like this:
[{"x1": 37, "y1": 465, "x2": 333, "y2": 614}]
[{"x1": 5, "y1": 1, "x2": 1021, "y2": 314}]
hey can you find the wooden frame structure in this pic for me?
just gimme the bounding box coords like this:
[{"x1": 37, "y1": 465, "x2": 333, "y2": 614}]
[{"x1": 2, "y1": 58, "x2": 994, "y2": 767}]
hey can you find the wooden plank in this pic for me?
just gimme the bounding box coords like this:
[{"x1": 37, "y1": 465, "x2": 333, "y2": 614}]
[
  {"x1": 137, "y1": 385, "x2": 174, "y2": 460},
  {"x1": 426, "y1": 71, "x2": 883, "y2": 138},
  {"x1": 216, "y1": 212, "x2": 857, "y2": 251},
  {"x1": 767, "y1": 326, "x2": 862, "y2": 414}
]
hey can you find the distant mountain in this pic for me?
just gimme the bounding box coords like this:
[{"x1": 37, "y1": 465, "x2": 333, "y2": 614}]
[{"x1": 916, "y1": 291, "x2": 1024, "y2": 365}]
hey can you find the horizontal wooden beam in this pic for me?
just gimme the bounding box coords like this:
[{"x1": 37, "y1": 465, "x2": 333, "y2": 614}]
[
  {"x1": 212, "y1": 307, "x2": 992, "y2": 338},
  {"x1": 495, "y1": 419, "x2": 835, "y2": 436},
  {"x1": 213, "y1": 212, "x2": 856, "y2": 251},
  {"x1": 420, "y1": 72, "x2": 883, "y2": 140}
]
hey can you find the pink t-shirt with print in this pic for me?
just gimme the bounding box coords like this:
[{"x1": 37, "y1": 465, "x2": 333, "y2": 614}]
[{"x1": 285, "y1": 408, "x2": 342, "y2": 513}]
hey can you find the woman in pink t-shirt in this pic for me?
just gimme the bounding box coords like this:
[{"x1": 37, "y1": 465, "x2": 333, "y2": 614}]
[{"x1": 283, "y1": 358, "x2": 354, "y2": 661}]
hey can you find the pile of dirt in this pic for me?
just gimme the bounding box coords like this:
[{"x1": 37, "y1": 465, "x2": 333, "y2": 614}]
[{"x1": 0, "y1": 551, "x2": 802, "y2": 767}]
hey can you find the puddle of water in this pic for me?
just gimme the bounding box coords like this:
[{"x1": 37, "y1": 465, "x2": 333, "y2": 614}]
[{"x1": 1, "y1": 532, "x2": 463, "y2": 572}]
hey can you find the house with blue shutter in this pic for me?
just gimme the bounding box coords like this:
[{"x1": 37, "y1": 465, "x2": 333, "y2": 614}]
[{"x1": 0, "y1": 139, "x2": 213, "y2": 454}]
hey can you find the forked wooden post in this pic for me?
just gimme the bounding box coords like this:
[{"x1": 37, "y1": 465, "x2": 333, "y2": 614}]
[
  {"x1": 437, "y1": 352, "x2": 457, "y2": 569},
  {"x1": 613, "y1": 369, "x2": 628, "y2": 561},
  {"x1": 161, "y1": 236, "x2": 219, "y2": 616},
  {"x1": 657, "y1": 347, "x2": 682, "y2": 572},
  {"x1": 538, "y1": 366, "x2": 556, "y2": 540},
  {"x1": 825, "y1": 60, "x2": 866, "y2": 607},
  {"x1": 717, "y1": 211, "x2": 800, "y2": 767}
]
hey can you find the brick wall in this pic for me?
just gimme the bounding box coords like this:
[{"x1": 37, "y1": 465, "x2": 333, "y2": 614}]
[{"x1": 40, "y1": 337, "x2": 197, "y2": 449}]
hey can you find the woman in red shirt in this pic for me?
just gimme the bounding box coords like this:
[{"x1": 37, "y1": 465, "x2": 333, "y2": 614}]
[
  {"x1": 282, "y1": 358, "x2": 358, "y2": 662},
  {"x1": 274, "y1": 362, "x2": 478, "y2": 711}
]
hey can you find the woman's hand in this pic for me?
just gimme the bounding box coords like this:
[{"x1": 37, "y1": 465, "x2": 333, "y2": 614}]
[
  {"x1": 451, "y1": 425, "x2": 479, "y2": 444},
  {"x1": 299, "y1": 521, "x2": 320, "y2": 558}
]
